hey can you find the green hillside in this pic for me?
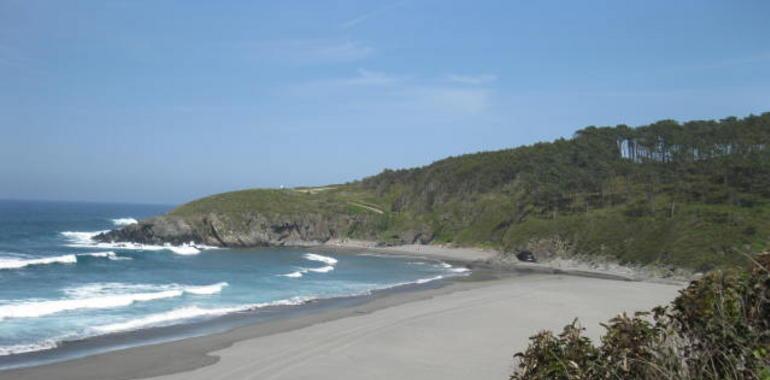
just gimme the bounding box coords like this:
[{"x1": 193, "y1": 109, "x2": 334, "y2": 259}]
[{"x1": 167, "y1": 113, "x2": 770, "y2": 270}]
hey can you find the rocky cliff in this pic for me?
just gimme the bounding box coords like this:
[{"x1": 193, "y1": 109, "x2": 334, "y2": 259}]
[
  {"x1": 97, "y1": 212, "x2": 371, "y2": 247},
  {"x1": 96, "y1": 207, "x2": 434, "y2": 248}
]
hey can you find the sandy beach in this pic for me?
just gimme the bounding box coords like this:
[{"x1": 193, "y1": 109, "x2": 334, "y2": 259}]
[{"x1": 3, "y1": 245, "x2": 682, "y2": 380}]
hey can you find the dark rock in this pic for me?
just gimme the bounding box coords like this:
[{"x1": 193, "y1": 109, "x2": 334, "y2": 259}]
[
  {"x1": 516, "y1": 250, "x2": 537, "y2": 262},
  {"x1": 94, "y1": 211, "x2": 431, "y2": 248}
]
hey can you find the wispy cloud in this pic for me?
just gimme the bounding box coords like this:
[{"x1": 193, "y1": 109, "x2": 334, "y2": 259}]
[
  {"x1": 447, "y1": 74, "x2": 497, "y2": 85},
  {"x1": 285, "y1": 69, "x2": 493, "y2": 117},
  {"x1": 334, "y1": 69, "x2": 402, "y2": 86},
  {"x1": 243, "y1": 39, "x2": 373, "y2": 64},
  {"x1": 341, "y1": 1, "x2": 408, "y2": 29}
]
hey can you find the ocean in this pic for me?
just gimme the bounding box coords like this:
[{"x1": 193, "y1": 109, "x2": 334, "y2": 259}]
[{"x1": 0, "y1": 200, "x2": 466, "y2": 369}]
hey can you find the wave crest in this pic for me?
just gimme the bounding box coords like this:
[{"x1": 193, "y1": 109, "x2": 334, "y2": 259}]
[
  {"x1": 303, "y1": 253, "x2": 338, "y2": 265},
  {"x1": 61, "y1": 231, "x2": 215, "y2": 256},
  {"x1": 0, "y1": 282, "x2": 228, "y2": 321},
  {"x1": 0, "y1": 251, "x2": 129, "y2": 270},
  {"x1": 111, "y1": 218, "x2": 138, "y2": 226},
  {"x1": 0, "y1": 254, "x2": 77, "y2": 270},
  {"x1": 91, "y1": 296, "x2": 313, "y2": 334},
  {"x1": 0, "y1": 340, "x2": 59, "y2": 357}
]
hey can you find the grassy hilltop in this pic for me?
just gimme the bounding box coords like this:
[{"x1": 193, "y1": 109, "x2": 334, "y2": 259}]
[{"x1": 160, "y1": 113, "x2": 770, "y2": 270}]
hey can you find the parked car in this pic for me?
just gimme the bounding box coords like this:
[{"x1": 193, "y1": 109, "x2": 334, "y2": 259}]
[{"x1": 515, "y1": 250, "x2": 537, "y2": 262}]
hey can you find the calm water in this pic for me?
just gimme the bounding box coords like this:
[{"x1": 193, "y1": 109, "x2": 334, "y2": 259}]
[{"x1": 0, "y1": 200, "x2": 464, "y2": 362}]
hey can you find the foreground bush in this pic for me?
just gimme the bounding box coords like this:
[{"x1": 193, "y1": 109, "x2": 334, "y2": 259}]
[{"x1": 511, "y1": 255, "x2": 770, "y2": 380}]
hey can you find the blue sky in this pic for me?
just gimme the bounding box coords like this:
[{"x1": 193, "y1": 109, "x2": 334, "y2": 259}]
[{"x1": 1, "y1": 0, "x2": 769, "y2": 204}]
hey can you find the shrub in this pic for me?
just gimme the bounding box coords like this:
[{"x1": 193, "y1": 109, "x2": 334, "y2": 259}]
[{"x1": 511, "y1": 255, "x2": 770, "y2": 380}]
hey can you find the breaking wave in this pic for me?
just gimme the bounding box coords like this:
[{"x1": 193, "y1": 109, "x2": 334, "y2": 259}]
[
  {"x1": 0, "y1": 340, "x2": 59, "y2": 357},
  {"x1": 281, "y1": 270, "x2": 305, "y2": 278},
  {"x1": 61, "y1": 230, "x2": 215, "y2": 256},
  {"x1": 280, "y1": 253, "x2": 339, "y2": 278},
  {"x1": 0, "y1": 282, "x2": 228, "y2": 321},
  {"x1": 91, "y1": 296, "x2": 313, "y2": 334},
  {"x1": 111, "y1": 218, "x2": 138, "y2": 226},
  {"x1": 0, "y1": 251, "x2": 130, "y2": 270},
  {"x1": 303, "y1": 253, "x2": 338, "y2": 265}
]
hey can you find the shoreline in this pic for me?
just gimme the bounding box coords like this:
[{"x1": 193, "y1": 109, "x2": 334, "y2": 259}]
[
  {"x1": 320, "y1": 239, "x2": 500, "y2": 264},
  {"x1": 321, "y1": 240, "x2": 690, "y2": 285},
  {"x1": 1, "y1": 269, "x2": 501, "y2": 380},
  {"x1": 1, "y1": 244, "x2": 685, "y2": 380}
]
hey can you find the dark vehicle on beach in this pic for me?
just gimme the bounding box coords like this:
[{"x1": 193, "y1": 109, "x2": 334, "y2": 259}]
[{"x1": 516, "y1": 250, "x2": 536, "y2": 263}]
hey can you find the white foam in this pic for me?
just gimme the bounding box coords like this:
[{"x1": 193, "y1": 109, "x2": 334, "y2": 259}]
[
  {"x1": 80, "y1": 251, "x2": 131, "y2": 261},
  {"x1": 254, "y1": 296, "x2": 313, "y2": 308},
  {"x1": 354, "y1": 275, "x2": 447, "y2": 295},
  {"x1": 0, "y1": 340, "x2": 59, "y2": 356},
  {"x1": 306, "y1": 265, "x2": 335, "y2": 273},
  {"x1": 62, "y1": 231, "x2": 215, "y2": 256},
  {"x1": 91, "y1": 296, "x2": 314, "y2": 334},
  {"x1": 0, "y1": 282, "x2": 227, "y2": 321},
  {"x1": 185, "y1": 282, "x2": 229, "y2": 295},
  {"x1": 279, "y1": 264, "x2": 335, "y2": 278},
  {"x1": 280, "y1": 253, "x2": 338, "y2": 278},
  {"x1": 437, "y1": 262, "x2": 470, "y2": 273},
  {"x1": 0, "y1": 251, "x2": 132, "y2": 270},
  {"x1": 91, "y1": 306, "x2": 239, "y2": 334},
  {"x1": 415, "y1": 275, "x2": 445, "y2": 284},
  {"x1": 166, "y1": 244, "x2": 201, "y2": 255},
  {"x1": 60, "y1": 230, "x2": 110, "y2": 245},
  {"x1": 0, "y1": 254, "x2": 77, "y2": 270},
  {"x1": 303, "y1": 253, "x2": 338, "y2": 265},
  {"x1": 0, "y1": 291, "x2": 182, "y2": 320},
  {"x1": 111, "y1": 218, "x2": 138, "y2": 226},
  {"x1": 63, "y1": 282, "x2": 162, "y2": 298}
]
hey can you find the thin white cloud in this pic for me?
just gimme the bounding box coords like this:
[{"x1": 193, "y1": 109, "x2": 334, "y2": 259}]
[
  {"x1": 286, "y1": 69, "x2": 402, "y2": 92},
  {"x1": 341, "y1": 69, "x2": 401, "y2": 86},
  {"x1": 246, "y1": 39, "x2": 373, "y2": 64},
  {"x1": 341, "y1": 1, "x2": 408, "y2": 29},
  {"x1": 285, "y1": 69, "x2": 492, "y2": 116},
  {"x1": 447, "y1": 74, "x2": 498, "y2": 85},
  {"x1": 341, "y1": 13, "x2": 374, "y2": 29}
]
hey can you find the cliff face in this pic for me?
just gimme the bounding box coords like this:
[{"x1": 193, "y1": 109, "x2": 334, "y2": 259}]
[{"x1": 95, "y1": 211, "x2": 433, "y2": 247}]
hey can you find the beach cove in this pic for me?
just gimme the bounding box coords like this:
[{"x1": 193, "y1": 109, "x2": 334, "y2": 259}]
[{"x1": 4, "y1": 245, "x2": 681, "y2": 380}]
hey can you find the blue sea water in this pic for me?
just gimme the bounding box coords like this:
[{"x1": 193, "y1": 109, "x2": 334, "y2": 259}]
[{"x1": 0, "y1": 200, "x2": 464, "y2": 363}]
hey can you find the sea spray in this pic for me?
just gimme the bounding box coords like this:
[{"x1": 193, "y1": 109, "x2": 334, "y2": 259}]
[
  {"x1": 111, "y1": 218, "x2": 138, "y2": 226},
  {"x1": 61, "y1": 231, "x2": 215, "y2": 256}
]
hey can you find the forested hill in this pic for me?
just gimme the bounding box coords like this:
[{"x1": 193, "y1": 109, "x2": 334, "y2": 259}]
[
  {"x1": 100, "y1": 113, "x2": 770, "y2": 270},
  {"x1": 362, "y1": 114, "x2": 770, "y2": 214}
]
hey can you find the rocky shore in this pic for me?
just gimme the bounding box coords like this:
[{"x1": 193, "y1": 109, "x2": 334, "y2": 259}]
[
  {"x1": 97, "y1": 216, "x2": 695, "y2": 284},
  {"x1": 95, "y1": 212, "x2": 432, "y2": 248}
]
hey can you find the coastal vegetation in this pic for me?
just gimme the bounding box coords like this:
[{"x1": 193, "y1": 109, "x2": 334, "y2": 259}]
[
  {"x1": 102, "y1": 112, "x2": 770, "y2": 270},
  {"x1": 510, "y1": 255, "x2": 770, "y2": 379}
]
